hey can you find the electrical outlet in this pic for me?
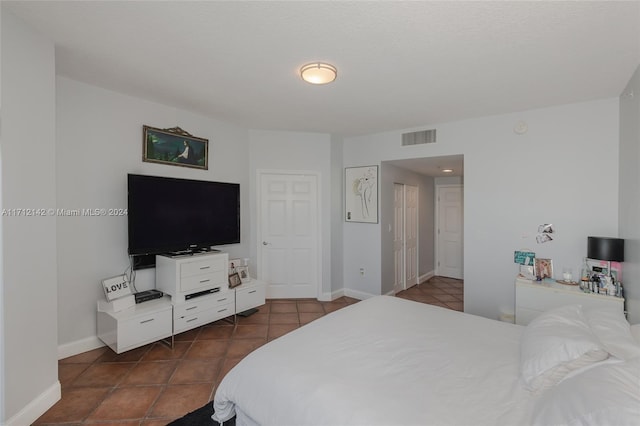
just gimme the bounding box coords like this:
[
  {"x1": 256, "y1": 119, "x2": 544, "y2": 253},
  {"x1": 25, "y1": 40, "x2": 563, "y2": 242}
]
[{"x1": 360, "y1": 268, "x2": 365, "y2": 276}]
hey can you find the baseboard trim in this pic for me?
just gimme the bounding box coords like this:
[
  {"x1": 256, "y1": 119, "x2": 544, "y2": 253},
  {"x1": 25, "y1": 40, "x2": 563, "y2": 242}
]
[
  {"x1": 5, "y1": 380, "x2": 61, "y2": 426},
  {"x1": 343, "y1": 288, "x2": 378, "y2": 300},
  {"x1": 319, "y1": 288, "x2": 346, "y2": 301},
  {"x1": 419, "y1": 270, "x2": 435, "y2": 283},
  {"x1": 58, "y1": 336, "x2": 104, "y2": 360}
]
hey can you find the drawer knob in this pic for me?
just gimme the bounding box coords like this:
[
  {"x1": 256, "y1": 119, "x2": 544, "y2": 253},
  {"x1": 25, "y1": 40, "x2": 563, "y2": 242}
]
[
  {"x1": 186, "y1": 306, "x2": 197, "y2": 311},
  {"x1": 140, "y1": 318, "x2": 154, "y2": 324}
]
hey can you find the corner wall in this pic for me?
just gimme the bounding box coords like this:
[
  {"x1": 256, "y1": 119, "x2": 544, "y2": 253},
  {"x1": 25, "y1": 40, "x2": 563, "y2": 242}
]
[
  {"x1": 247, "y1": 129, "x2": 334, "y2": 299},
  {"x1": 1, "y1": 8, "x2": 59, "y2": 423},
  {"x1": 619, "y1": 64, "x2": 640, "y2": 323}
]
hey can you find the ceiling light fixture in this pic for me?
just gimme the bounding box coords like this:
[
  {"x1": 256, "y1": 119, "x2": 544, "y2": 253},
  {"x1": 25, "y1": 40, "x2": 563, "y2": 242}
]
[
  {"x1": 442, "y1": 169, "x2": 453, "y2": 173},
  {"x1": 300, "y1": 62, "x2": 337, "y2": 85}
]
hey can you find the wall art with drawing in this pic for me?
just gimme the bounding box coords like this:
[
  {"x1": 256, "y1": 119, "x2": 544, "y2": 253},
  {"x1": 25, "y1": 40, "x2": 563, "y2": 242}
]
[{"x1": 345, "y1": 166, "x2": 378, "y2": 223}]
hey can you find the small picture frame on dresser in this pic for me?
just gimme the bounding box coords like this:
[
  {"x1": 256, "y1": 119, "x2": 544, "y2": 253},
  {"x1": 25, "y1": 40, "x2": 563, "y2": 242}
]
[
  {"x1": 236, "y1": 266, "x2": 251, "y2": 283},
  {"x1": 229, "y1": 272, "x2": 242, "y2": 288},
  {"x1": 534, "y1": 258, "x2": 553, "y2": 280},
  {"x1": 229, "y1": 258, "x2": 241, "y2": 275}
]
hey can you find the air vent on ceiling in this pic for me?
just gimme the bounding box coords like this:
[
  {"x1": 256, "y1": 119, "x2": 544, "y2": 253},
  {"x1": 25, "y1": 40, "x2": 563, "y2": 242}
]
[{"x1": 402, "y1": 129, "x2": 436, "y2": 146}]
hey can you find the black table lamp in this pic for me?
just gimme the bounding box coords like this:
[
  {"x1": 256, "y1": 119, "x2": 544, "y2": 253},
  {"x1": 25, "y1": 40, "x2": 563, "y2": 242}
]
[
  {"x1": 587, "y1": 236, "x2": 624, "y2": 280},
  {"x1": 587, "y1": 236, "x2": 624, "y2": 262}
]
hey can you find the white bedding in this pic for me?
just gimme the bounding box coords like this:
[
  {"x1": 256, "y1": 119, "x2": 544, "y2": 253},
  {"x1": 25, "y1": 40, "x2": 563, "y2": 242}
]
[{"x1": 213, "y1": 296, "x2": 536, "y2": 426}]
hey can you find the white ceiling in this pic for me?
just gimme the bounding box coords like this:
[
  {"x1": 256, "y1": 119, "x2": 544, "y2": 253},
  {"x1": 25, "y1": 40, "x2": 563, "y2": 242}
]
[{"x1": 6, "y1": 1, "x2": 640, "y2": 140}]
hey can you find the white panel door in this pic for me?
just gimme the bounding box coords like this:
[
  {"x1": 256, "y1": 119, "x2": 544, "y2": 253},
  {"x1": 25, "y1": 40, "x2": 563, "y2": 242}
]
[
  {"x1": 393, "y1": 184, "x2": 405, "y2": 294},
  {"x1": 436, "y1": 185, "x2": 463, "y2": 279},
  {"x1": 393, "y1": 184, "x2": 419, "y2": 293},
  {"x1": 259, "y1": 172, "x2": 318, "y2": 299},
  {"x1": 405, "y1": 185, "x2": 419, "y2": 288}
]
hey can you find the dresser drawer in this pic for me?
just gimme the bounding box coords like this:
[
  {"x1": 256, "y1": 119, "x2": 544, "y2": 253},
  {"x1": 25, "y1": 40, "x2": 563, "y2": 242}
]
[
  {"x1": 174, "y1": 292, "x2": 235, "y2": 318},
  {"x1": 236, "y1": 283, "x2": 266, "y2": 313},
  {"x1": 180, "y1": 256, "x2": 226, "y2": 278},
  {"x1": 118, "y1": 307, "x2": 172, "y2": 351},
  {"x1": 180, "y1": 270, "x2": 226, "y2": 293},
  {"x1": 174, "y1": 301, "x2": 235, "y2": 333}
]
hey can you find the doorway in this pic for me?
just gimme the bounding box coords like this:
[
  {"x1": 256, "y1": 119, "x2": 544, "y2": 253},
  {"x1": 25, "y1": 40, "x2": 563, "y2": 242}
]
[
  {"x1": 435, "y1": 184, "x2": 463, "y2": 279},
  {"x1": 257, "y1": 171, "x2": 320, "y2": 299}
]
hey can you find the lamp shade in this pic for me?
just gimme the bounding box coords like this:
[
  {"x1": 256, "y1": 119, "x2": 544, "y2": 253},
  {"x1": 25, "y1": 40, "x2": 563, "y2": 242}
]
[{"x1": 587, "y1": 236, "x2": 624, "y2": 262}]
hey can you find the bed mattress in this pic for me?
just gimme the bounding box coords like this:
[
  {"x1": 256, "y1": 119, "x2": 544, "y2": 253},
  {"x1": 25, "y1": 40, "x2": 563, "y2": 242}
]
[{"x1": 213, "y1": 295, "x2": 535, "y2": 425}]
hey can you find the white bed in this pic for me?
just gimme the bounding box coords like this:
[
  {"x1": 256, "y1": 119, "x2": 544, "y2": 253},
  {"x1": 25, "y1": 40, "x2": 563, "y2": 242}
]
[{"x1": 213, "y1": 296, "x2": 640, "y2": 426}]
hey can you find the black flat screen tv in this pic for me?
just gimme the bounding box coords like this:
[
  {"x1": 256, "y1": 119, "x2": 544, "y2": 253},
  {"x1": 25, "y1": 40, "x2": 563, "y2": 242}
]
[{"x1": 128, "y1": 174, "x2": 240, "y2": 269}]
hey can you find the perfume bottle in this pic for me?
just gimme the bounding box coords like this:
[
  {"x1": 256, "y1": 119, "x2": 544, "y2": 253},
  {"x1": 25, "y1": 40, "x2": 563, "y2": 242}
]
[{"x1": 580, "y1": 257, "x2": 591, "y2": 292}]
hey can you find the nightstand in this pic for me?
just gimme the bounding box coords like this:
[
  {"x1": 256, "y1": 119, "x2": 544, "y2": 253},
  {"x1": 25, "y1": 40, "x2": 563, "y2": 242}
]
[{"x1": 515, "y1": 277, "x2": 624, "y2": 326}]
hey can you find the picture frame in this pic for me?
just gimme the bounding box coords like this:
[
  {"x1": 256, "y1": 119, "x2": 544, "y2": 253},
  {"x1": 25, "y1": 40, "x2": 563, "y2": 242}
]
[
  {"x1": 345, "y1": 165, "x2": 378, "y2": 223},
  {"x1": 228, "y1": 258, "x2": 242, "y2": 275},
  {"x1": 228, "y1": 272, "x2": 242, "y2": 288},
  {"x1": 236, "y1": 266, "x2": 251, "y2": 283},
  {"x1": 534, "y1": 258, "x2": 554, "y2": 280},
  {"x1": 101, "y1": 275, "x2": 132, "y2": 302},
  {"x1": 143, "y1": 125, "x2": 208, "y2": 170}
]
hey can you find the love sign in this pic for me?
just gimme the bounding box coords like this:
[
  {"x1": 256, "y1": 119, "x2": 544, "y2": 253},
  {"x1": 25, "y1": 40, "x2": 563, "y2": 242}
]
[{"x1": 102, "y1": 275, "x2": 132, "y2": 301}]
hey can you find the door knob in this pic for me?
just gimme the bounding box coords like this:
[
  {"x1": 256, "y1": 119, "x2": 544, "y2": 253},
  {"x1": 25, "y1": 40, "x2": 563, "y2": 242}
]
[{"x1": 262, "y1": 241, "x2": 269, "y2": 245}]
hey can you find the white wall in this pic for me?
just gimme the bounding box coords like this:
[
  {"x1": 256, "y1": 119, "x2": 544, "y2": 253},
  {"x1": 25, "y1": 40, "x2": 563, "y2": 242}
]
[
  {"x1": 330, "y1": 134, "x2": 344, "y2": 294},
  {"x1": 1, "y1": 9, "x2": 60, "y2": 424},
  {"x1": 344, "y1": 99, "x2": 620, "y2": 320},
  {"x1": 0, "y1": 4, "x2": 4, "y2": 422},
  {"x1": 247, "y1": 129, "x2": 335, "y2": 299},
  {"x1": 619, "y1": 64, "x2": 640, "y2": 323},
  {"x1": 56, "y1": 77, "x2": 251, "y2": 353}
]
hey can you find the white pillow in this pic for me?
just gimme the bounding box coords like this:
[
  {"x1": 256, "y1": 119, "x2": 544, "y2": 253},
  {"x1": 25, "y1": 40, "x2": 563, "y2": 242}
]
[
  {"x1": 532, "y1": 357, "x2": 640, "y2": 426},
  {"x1": 583, "y1": 305, "x2": 640, "y2": 361},
  {"x1": 520, "y1": 304, "x2": 608, "y2": 392}
]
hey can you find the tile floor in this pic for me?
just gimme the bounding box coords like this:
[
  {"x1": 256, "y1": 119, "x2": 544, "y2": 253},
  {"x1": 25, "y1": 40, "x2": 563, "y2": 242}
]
[{"x1": 34, "y1": 276, "x2": 463, "y2": 425}]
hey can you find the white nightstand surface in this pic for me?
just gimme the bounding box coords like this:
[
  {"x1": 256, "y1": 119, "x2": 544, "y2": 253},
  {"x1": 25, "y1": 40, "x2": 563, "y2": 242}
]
[{"x1": 515, "y1": 277, "x2": 624, "y2": 326}]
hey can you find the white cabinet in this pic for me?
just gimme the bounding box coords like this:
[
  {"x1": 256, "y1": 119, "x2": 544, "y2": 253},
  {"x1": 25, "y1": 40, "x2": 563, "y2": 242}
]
[
  {"x1": 97, "y1": 296, "x2": 172, "y2": 354},
  {"x1": 173, "y1": 291, "x2": 235, "y2": 334},
  {"x1": 97, "y1": 262, "x2": 267, "y2": 353},
  {"x1": 515, "y1": 278, "x2": 624, "y2": 326},
  {"x1": 235, "y1": 279, "x2": 266, "y2": 313},
  {"x1": 156, "y1": 252, "x2": 228, "y2": 303}
]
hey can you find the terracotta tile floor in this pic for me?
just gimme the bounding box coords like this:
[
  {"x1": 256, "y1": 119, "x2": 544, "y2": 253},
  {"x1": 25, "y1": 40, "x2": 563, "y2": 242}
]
[{"x1": 34, "y1": 276, "x2": 462, "y2": 425}]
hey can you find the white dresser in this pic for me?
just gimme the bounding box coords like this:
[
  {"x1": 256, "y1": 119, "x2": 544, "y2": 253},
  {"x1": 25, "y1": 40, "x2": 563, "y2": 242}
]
[
  {"x1": 97, "y1": 257, "x2": 267, "y2": 352},
  {"x1": 515, "y1": 277, "x2": 624, "y2": 326},
  {"x1": 156, "y1": 251, "x2": 229, "y2": 303}
]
